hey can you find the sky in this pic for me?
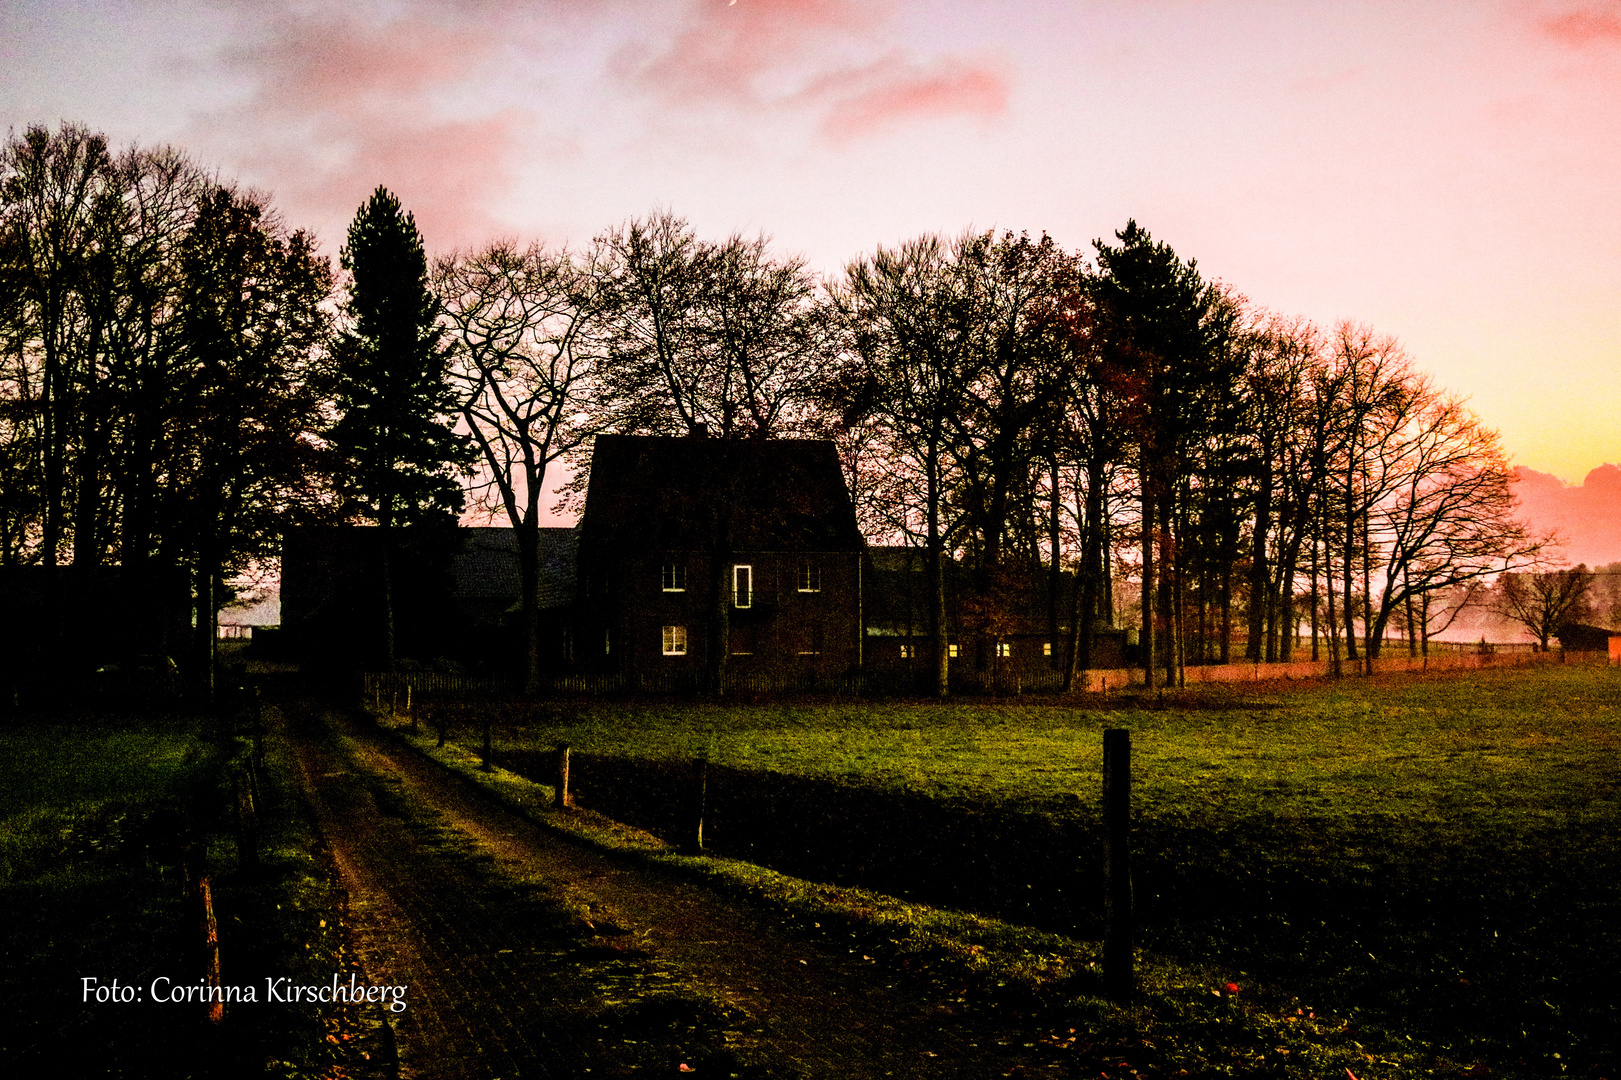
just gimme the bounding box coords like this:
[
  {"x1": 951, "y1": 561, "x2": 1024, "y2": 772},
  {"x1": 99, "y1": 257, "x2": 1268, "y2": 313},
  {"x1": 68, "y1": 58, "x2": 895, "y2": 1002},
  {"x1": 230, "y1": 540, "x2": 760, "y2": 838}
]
[{"x1": 4, "y1": 0, "x2": 1620, "y2": 558}]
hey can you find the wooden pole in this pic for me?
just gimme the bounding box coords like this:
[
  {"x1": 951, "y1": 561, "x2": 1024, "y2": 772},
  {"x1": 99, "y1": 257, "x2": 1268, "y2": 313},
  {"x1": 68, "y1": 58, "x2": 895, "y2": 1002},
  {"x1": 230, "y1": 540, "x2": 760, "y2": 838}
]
[
  {"x1": 232, "y1": 769, "x2": 258, "y2": 872},
  {"x1": 554, "y1": 744, "x2": 571, "y2": 809},
  {"x1": 1103, "y1": 728, "x2": 1133, "y2": 1001},
  {"x1": 690, "y1": 758, "x2": 709, "y2": 852},
  {"x1": 183, "y1": 843, "x2": 224, "y2": 1025}
]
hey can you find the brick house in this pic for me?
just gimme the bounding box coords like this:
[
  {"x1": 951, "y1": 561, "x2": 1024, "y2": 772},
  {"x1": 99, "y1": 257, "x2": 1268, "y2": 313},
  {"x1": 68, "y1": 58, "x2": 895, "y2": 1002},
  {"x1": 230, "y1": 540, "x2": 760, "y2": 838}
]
[{"x1": 573, "y1": 434, "x2": 865, "y2": 683}]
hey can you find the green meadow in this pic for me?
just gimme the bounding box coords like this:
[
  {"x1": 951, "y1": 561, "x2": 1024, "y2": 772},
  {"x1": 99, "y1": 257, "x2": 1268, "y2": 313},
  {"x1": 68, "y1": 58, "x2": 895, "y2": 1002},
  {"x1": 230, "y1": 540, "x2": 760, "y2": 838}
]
[
  {"x1": 423, "y1": 661, "x2": 1621, "y2": 1078},
  {"x1": 0, "y1": 708, "x2": 361, "y2": 1078}
]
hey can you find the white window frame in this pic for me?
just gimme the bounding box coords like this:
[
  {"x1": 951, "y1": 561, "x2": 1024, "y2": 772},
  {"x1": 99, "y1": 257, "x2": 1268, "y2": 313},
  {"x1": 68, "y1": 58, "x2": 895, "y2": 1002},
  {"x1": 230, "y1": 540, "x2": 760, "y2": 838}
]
[
  {"x1": 662, "y1": 625, "x2": 687, "y2": 655},
  {"x1": 732, "y1": 564, "x2": 752, "y2": 609},
  {"x1": 797, "y1": 561, "x2": 821, "y2": 592},
  {"x1": 662, "y1": 562, "x2": 686, "y2": 592}
]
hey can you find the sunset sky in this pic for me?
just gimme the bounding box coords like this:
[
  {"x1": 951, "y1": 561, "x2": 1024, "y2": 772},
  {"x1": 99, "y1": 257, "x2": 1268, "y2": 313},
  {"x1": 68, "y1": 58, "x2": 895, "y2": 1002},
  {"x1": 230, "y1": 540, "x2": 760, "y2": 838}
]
[{"x1": 4, "y1": 0, "x2": 1619, "y2": 558}]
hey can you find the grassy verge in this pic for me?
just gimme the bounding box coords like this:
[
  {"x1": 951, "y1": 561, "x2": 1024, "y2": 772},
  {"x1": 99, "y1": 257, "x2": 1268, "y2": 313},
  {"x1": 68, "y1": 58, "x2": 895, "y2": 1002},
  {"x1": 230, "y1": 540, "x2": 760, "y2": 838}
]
[
  {"x1": 398, "y1": 662, "x2": 1621, "y2": 1079},
  {"x1": 0, "y1": 703, "x2": 376, "y2": 1078},
  {"x1": 377, "y1": 710, "x2": 1458, "y2": 1079}
]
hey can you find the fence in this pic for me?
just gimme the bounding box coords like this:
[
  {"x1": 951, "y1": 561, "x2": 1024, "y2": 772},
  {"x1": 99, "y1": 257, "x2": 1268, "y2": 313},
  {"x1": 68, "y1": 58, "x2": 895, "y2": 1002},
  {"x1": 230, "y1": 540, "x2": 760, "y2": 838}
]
[
  {"x1": 363, "y1": 668, "x2": 876, "y2": 701},
  {"x1": 363, "y1": 645, "x2": 1592, "y2": 703}
]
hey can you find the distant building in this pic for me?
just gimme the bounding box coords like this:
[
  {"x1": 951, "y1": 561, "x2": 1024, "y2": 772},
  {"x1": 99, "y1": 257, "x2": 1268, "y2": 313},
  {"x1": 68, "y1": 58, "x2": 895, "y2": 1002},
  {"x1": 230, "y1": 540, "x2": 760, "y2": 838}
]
[
  {"x1": 573, "y1": 434, "x2": 865, "y2": 682},
  {"x1": 1555, "y1": 622, "x2": 1620, "y2": 653},
  {"x1": 862, "y1": 546, "x2": 1127, "y2": 687},
  {"x1": 281, "y1": 524, "x2": 575, "y2": 673}
]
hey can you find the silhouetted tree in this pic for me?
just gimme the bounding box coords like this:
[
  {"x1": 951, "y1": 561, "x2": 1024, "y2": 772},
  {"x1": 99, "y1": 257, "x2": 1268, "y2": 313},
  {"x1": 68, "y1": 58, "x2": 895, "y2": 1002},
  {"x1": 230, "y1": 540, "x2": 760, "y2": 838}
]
[
  {"x1": 1495, "y1": 564, "x2": 1593, "y2": 652},
  {"x1": 436, "y1": 239, "x2": 609, "y2": 693},
  {"x1": 328, "y1": 187, "x2": 469, "y2": 670},
  {"x1": 1090, "y1": 220, "x2": 1239, "y2": 688},
  {"x1": 172, "y1": 185, "x2": 334, "y2": 698}
]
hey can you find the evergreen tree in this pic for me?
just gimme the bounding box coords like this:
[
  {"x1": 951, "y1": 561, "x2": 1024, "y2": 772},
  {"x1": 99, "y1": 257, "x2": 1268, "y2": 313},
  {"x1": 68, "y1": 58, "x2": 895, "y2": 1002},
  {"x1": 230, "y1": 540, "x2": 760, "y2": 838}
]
[{"x1": 329, "y1": 187, "x2": 468, "y2": 669}]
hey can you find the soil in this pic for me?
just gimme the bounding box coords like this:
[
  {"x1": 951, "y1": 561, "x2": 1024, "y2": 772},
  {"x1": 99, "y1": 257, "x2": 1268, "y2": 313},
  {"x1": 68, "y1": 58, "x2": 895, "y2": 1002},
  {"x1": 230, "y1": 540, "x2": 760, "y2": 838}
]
[{"x1": 283, "y1": 698, "x2": 1081, "y2": 1078}]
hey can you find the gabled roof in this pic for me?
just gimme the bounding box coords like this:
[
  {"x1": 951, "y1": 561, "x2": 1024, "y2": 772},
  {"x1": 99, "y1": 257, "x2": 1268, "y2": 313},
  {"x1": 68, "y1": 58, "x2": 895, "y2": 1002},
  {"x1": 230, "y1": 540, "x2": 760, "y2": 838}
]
[{"x1": 580, "y1": 435, "x2": 864, "y2": 553}]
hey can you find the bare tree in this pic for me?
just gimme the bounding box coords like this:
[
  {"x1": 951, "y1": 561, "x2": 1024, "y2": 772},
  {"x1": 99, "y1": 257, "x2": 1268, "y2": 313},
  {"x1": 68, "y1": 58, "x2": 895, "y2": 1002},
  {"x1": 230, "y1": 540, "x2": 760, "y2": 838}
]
[
  {"x1": 833, "y1": 234, "x2": 975, "y2": 696},
  {"x1": 436, "y1": 239, "x2": 607, "y2": 694},
  {"x1": 1495, "y1": 563, "x2": 1595, "y2": 652},
  {"x1": 591, "y1": 211, "x2": 831, "y2": 440}
]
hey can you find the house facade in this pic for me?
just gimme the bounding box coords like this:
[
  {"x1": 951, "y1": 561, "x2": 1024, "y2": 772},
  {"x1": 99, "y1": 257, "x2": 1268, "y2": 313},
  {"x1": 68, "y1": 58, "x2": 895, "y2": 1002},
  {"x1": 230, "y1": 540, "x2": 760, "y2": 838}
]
[{"x1": 574, "y1": 435, "x2": 865, "y2": 682}]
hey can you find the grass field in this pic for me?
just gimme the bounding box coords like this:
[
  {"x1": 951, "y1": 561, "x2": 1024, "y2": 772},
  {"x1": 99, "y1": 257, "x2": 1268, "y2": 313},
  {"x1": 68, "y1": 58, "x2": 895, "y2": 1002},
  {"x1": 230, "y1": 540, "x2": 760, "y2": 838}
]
[
  {"x1": 420, "y1": 661, "x2": 1621, "y2": 1078},
  {"x1": 0, "y1": 706, "x2": 370, "y2": 1078}
]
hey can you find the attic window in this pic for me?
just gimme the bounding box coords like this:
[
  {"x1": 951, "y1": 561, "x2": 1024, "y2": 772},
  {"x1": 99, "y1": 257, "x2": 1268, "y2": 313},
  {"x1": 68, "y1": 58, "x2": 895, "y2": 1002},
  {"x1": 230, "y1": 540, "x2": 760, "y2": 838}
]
[
  {"x1": 797, "y1": 561, "x2": 821, "y2": 592},
  {"x1": 733, "y1": 564, "x2": 752, "y2": 609},
  {"x1": 662, "y1": 562, "x2": 686, "y2": 592},
  {"x1": 662, "y1": 625, "x2": 687, "y2": 655}
]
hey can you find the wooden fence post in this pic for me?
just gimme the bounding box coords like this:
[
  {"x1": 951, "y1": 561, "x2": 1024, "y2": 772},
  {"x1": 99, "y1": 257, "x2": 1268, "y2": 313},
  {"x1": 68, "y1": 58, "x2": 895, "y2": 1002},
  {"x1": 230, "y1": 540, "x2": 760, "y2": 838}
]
[
  {"x1": 183, "y1": 843, "x2": 224, "y2": 1025},
  {"x1": 232, "y1": 768, "x2": 258, "y2": 873},
  {"x1": 554, "y1": 744, "x2": 572, "y2": 809},
  {"x1": 690, "y1": 758, "x2": 709, "y2": 852},
  {"x1": 1103, "y1": 728, "x2": 1133, "y2": 1001}
]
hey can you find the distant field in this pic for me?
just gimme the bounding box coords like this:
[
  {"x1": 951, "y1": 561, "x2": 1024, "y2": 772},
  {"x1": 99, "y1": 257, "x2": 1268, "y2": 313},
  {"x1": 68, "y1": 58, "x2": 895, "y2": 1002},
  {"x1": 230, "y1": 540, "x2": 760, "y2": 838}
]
[{"x1": 423, "y1": 662, "x2": 1621, "y2": 1077}]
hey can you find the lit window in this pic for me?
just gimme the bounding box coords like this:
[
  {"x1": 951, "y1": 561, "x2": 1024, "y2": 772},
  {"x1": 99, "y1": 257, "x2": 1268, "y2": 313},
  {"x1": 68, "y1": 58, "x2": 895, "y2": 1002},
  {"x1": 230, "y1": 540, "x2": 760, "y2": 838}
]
[
  {"x1": 662, "y1": 562, "x2": 686, "y2": 592},
  {"x1": 662, "y1": 625, "x2": 687, "y2": 655},
  {"x1": 733, "y1": 564, "x2": 752, "y2": 608},
  {"x1": 604, "y1": 629, "x2": 612, "y2": 655},
  {"x1": 1043, "y1": 641, "x2": 1052, "y2": 656},
  {"x1": 997, "y1": 642, "x2": 1012, "y2": 658},
  {"x1": 900, "y1": 644, "x2": 914, "y2": 659},
  {"x1": 948, "y1": 643, "x2": 959, "y2": 658},
  {"x1": 797, "y1": 562, "x2": 821, "y2": 592}
]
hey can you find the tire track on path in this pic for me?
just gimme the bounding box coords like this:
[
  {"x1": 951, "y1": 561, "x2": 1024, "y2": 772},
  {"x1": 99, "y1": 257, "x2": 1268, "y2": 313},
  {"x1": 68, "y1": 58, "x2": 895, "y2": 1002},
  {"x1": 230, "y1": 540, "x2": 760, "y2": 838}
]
[{"x1": 289, "y1": 699, "x2": 1070, "y2": 1077}]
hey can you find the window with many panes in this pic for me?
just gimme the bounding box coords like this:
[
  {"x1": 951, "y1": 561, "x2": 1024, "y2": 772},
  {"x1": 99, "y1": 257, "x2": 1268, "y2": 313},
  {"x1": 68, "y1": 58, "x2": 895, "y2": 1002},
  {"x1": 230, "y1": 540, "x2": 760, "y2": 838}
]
[
  {"x1": 996, "y1": 642, "x2": 1011, "y2": 658},
  {"x1": 900, "y1": 644, "x2": 914, "y2": 659},
  {"x1": 797, "y1": 561, "x2": 821, "y2": 592},
  {"x1": 662, "y1": 625, "x2": 687, "y2": 655},
  {"x1": 732, "y1": 564, "x2": 752, "y2": 608},
  {"x1": 662, "y1": 562, "x2": 686, "y2": 591}
]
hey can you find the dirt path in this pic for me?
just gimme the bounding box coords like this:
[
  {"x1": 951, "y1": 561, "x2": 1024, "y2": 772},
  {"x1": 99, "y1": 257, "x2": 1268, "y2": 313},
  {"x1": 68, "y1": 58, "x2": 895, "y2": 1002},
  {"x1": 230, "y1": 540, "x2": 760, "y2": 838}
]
[{"x1": 285, "y1": 700, "x2": 1074, "y2": 1078}]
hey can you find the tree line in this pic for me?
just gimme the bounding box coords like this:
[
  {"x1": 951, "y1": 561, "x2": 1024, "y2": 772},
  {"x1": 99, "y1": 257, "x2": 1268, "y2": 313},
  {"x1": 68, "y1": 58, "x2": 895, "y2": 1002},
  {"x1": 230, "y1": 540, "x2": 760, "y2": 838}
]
[{"x1": 1, "y1": 122, "x2": 1547, "y2": 696}]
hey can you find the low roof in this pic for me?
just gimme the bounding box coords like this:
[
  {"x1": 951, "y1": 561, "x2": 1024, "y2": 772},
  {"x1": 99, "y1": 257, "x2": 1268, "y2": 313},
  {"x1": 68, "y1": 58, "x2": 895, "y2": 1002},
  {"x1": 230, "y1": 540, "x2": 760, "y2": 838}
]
[{"x1": 581, "y1": 434, "x2": 864, "y2": 553}]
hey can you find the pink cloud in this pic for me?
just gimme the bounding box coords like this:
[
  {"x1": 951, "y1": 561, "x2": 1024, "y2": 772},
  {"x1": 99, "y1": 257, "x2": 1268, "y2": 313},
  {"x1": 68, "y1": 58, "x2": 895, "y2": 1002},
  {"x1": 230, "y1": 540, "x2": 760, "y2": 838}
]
[
  {"x1": 198, "y1": 5, "x2": 531, "y2": 251},
  {"x1": 1538, "y1": 4, "x2": 1621, "y2": 45},
  {"x1": 815, "y1": 53, "x2": 1009, "y2": 141},
  {"x1": 625, "y1": 0, "x2": 1009, "y2": 141},
  {"x1": 634, "y1": 0, "x2": 882, "y2": 102},
  {"x1": 1514, "y1": 464, "x2": 1621, "y2": 566}
]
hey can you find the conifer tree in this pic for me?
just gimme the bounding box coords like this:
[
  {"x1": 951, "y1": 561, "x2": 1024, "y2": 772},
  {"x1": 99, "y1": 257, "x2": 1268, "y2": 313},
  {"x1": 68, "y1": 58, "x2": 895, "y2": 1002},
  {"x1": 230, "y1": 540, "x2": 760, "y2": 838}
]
[{"x1": 328, "y1": 187, "x2": 468, "y2": 669}]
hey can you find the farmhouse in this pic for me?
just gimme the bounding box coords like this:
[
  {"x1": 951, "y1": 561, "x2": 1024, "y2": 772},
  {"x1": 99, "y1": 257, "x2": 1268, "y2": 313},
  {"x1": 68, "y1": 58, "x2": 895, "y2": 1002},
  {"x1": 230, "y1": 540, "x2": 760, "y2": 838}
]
[{"x1": 572, "y1": 434, "x2": 866, "y2": 681}]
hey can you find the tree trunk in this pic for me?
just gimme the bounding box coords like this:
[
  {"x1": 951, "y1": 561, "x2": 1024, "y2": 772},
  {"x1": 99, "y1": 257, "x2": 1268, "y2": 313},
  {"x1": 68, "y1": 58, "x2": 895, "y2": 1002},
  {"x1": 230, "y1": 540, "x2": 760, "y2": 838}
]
[
  {"x1": 517, "y1": 520, "x2": 542, "y2": 697},
  {"x1": 1140, "y1": 475, "x2": 1155, "y2": 691}
]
